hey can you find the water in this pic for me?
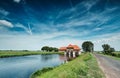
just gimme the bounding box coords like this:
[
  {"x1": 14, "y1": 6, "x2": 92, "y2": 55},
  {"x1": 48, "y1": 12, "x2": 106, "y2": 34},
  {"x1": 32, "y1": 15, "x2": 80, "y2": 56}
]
[{"x1": 0, "y1": 54, "x2": 65, "y2": 78}]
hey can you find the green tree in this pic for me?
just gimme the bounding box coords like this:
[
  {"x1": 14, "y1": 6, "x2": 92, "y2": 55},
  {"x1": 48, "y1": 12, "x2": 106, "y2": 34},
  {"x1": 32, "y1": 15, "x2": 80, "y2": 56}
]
[
  {"x1": 102, "y1": 44, "x2": 115, "y2": 54},
  {"x1": 82, "y1": 41, "x2": 94, "y2": 52},
  {"x1": 53, "y1": 48, "x2": 58, "y2": 52},
  {"x1": 48, "y1": 47, "x2": 53, "y2": 52},
  {"x1": 102, "y1": 44, "x2": 110, "y2": 54},
  {"x1": 41, "y1": 46, "x2": 49, "y2": 52},
  {"x1": 41, "y1": 46, "x2": 59, "y2": 52},
  {"x1": 110, "y1": 48, "x2": 115, "y2": 52}
]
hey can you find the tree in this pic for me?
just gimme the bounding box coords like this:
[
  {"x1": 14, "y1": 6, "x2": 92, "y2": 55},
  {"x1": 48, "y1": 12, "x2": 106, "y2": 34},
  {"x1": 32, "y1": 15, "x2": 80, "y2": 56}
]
[
  {"x1": 110, "y1": 48, "x2": 115, "y2": 52},
  {"x1": 41, "y1": 46, "x2": 49, "y2": 52},
  {"x1": 53, "y1": 48, "x2": 58, "y2": 52},
  {"x1": 102, "y1": 44, "x2": 110, "y2": 54},
  {"x1": 48, "y1": 47, "x2": 54, "y2": 52},
  {"x1": 102, "y1": 44, "x2": 115, "y2": 54},
  {"x1": 41, "y1": 46, "x2": 58, "y2": 52},
  {"x1": 82, "y1": 41, "x2": 94, "y2": 52},
  {"x1": 41, "y1": 47, "x2": 45, "y2": 51}
]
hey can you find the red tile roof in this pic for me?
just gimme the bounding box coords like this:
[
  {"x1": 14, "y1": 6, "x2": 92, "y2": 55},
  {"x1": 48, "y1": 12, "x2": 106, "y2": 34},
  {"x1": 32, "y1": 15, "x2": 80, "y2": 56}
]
[
  {"x1": 59, "y1": 44, "x2": 81, "y2": 51},
  {"x1": 59, "y1": 47, "x2": 66, "y2": 51},
  {"x1": 72, "y1": 45, "x2": 80, "y2": 50},
  {"x1": 67, "y1": 44, "x2": 74, "y2": 49}
]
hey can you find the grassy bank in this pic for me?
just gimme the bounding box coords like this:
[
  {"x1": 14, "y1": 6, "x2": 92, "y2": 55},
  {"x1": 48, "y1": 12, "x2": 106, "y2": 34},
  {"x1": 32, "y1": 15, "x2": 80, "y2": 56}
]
[
  {"x1": 31, "y1": 53, "x2": 105, "y2": 78},
  {"x1": 0, "y1": 51, "x2": 63, "y2": 58},
  {"x1": 101, "y1": 53, "x2": 120, "y2": 61},
  {"x1": 97, "y1": 52, "x2": 120, "y2": 60},
  {"x1": 111, "y1": 52, "x2": 120, "y2": 58}
]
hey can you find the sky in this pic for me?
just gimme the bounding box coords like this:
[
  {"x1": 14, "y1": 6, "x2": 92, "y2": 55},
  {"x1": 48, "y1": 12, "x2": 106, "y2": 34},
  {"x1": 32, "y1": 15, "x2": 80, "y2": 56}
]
[{"x1": 0, "y1": 0, "x2": 120, "y2": 51}]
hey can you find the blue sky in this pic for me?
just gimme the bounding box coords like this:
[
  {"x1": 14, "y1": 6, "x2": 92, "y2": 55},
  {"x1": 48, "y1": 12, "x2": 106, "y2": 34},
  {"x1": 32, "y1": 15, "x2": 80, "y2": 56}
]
[{"x1": 0, "y1": 0, "x2": 120, "y2": 51}]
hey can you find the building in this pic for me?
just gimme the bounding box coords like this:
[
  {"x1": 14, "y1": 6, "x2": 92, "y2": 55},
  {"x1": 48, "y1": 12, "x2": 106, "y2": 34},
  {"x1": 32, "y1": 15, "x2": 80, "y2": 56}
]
[{"x1": 59, "y1": 44, "x2": 81, "y2": 57}]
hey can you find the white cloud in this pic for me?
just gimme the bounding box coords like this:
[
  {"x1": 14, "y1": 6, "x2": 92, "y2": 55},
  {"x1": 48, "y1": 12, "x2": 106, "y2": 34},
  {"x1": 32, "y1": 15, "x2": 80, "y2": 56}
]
[
  {"x1": 0, "y1": 35, "x2": 84, "y2": 50},
  {"x1": 54, "y1": 0, "x2": 118, "y2": 29},
  {"x1": 13, "y1": 0, "x2": 21, "y2": 3},
  {"x1": 93, "y1": 27, "x2": 102, "y2": 31},
  {"x1": 0, "y1": 20, "x2": 13, "y2": 27},
  {"x1": 92, "y1": 33, "x2": 120, "y2": 43},
  {"x1": 0, "y1": 0, "x2": 120, "y2": 51},
  {"x1": 81, "y1": 0, "x2": 99, "y2": 10},
  {"x1": 0, "y1": 8, "x2": 9, "y2": 16},
  {"x1": 15, "y1": 23, "x2": 32, "y2": 35},
  {"x1": 91, "y1": 33, "x2": 120, "y2": 51},
  {"x1": 0, "y1": 33, "x2": 120, "y2": 51}
]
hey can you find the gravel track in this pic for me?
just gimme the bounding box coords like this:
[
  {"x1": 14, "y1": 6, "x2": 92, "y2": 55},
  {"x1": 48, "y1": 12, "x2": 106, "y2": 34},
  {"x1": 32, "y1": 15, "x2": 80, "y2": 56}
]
[{"x1": 94, "y1": 54, "x2": 120, "y2": 78}]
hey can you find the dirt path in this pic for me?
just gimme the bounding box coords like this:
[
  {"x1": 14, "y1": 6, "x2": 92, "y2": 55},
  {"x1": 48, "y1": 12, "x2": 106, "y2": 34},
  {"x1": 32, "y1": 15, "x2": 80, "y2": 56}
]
[{"x1": 94, "y1": 53, "x2": 120, "y2": 78}]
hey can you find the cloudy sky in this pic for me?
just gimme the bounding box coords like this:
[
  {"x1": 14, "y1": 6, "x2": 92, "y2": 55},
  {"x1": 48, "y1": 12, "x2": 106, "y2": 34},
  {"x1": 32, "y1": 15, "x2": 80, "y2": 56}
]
[{"x1": 0, "y1": 0, "x2": 120, "y2": 51}]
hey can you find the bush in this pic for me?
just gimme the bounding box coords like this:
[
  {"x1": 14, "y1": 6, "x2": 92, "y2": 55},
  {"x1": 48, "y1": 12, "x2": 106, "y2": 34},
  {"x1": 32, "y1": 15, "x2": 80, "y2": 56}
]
[
  {"x1": 31, "y1": 67, "x2": 54, "y2": 78},
  {"x1": 111, "y1": 52, "x2": 120, "y2": 58},
  {"x1": 117, "y1": 54, "x2": 120, "y2": 57}
]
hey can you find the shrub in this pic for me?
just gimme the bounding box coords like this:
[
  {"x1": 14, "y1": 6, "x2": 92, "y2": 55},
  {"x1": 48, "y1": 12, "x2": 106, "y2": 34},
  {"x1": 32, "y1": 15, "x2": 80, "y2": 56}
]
[
  {"x1": 111, "y1": 52, "x2": 120, "y2": 58},
  {"x1": 31, "y1": 67, "x2": 54, "y2": 78}
]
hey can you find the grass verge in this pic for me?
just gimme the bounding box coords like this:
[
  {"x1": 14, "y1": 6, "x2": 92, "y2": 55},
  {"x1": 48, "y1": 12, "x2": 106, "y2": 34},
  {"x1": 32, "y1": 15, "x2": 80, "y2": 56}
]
[
  {"x1": 0, "y1": 51, "x2": 63, "y2": 58},
  {"x1": 111, "y1": 52, "x2": 120, "y2": 58},
  {"x1": 31, "y1": 53, "x2": 105, "y2": 78},
  {"x1": 31, "y1": 67, "x2": 54, "y2": 78},
  {"x1": 101, "y1": 54, "x2": 120, "y2": 61},
  {"x1": 97, "y1": 52, "x2": 120, "y2": 61}
]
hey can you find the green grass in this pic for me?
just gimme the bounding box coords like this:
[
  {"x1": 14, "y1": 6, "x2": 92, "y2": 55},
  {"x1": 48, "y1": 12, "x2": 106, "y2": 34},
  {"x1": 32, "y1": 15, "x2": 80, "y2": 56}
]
[
  {"x1": 112, "y1": 52, "x2": 120, "y2": 58},
  {"x1": 0, "y1": 51, "x2": 63, "y2": 58},
  {"x1": 97, "y1": 52, "x2": 120, "y2": 61},
  {"x1": 106, "y1": 55, "x2": 120, "y2": 60},
  {"x1": 31, "y1": 53, "x2": 105, "y2": 78},
  {"x1": 31, "y1": 67, "x2": 54, "y2": 78},
  {"x1": 101, "y1": 53, "x2": 120, "y2": 61}
]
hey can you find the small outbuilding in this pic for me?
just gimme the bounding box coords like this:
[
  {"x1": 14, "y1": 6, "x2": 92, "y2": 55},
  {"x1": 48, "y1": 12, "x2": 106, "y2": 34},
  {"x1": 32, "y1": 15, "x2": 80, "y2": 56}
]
[{"x1": 59, "y1": 44, "x2": 81, "y2": 57}]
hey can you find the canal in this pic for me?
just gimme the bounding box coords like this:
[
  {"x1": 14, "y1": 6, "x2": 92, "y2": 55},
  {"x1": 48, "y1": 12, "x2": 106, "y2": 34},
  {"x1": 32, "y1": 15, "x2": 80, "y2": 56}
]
[{"x1": 0, "y1": 54, "x2": 65, "y2": 78}]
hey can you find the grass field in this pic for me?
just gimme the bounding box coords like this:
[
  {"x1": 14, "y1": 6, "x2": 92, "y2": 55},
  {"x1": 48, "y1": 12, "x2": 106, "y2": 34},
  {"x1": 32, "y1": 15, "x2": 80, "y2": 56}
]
[
  {"x1": 31, "y1": 53, "x2": 105, "y2": 78},
  {"x1": 97, "y1": 52, "x2": 120, "y2": 60},
  {"x1": 102, "y1": 52, "x2": 120, "y2": 60},
  {"x1": 112, "y1": 52, "x2": 120, "y2": 58},
  {"x1": 0, "y1": 51, "x2": 63, "y2": 58}
]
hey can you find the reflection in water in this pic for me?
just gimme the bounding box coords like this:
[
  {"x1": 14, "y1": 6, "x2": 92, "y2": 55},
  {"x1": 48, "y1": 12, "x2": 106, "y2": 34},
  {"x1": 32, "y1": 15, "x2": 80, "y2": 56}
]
[
  {"x1": 40, "y1": 55, "x2": 55, "y2": 61},
  {"x1": 59, "y1": 54, "x2": 78, "y2": 63},
  {"x1": 0, "y1": 54, "x2": 64, "y2": 78}
]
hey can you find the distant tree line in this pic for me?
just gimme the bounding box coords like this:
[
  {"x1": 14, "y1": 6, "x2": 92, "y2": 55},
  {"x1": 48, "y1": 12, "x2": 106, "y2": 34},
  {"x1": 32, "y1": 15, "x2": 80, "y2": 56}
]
[
  {"x1": 41, "y1": 46, "x2": 58, "y2": 52},
  {"x1": 81, "y1": 41, "x2": 116, "y2": 55},
  {"x1": 102, "y1": 44, "x2": 115, "y2": 55}
]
